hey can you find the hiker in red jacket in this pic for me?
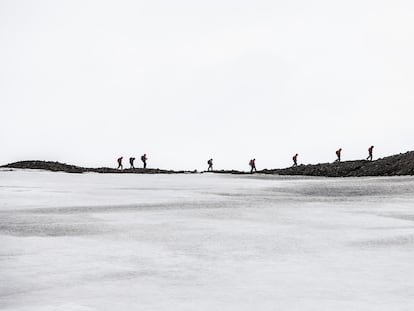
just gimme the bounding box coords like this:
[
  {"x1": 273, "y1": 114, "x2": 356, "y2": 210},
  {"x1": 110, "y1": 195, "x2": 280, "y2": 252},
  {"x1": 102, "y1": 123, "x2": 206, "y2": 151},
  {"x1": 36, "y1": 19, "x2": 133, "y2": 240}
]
[
  {"x1": 141, "y1": 154, "x2": 148, "y2": 169},
  {"x1": 249, "y1": 159, "x2": 257, "y2": 173},
  {"x1": 367, "y1": 146, "x2": 374, "y2": 161},
  {"x1": 207, "y1": 159, "x2": 213, "y2": 171},
  {"x1": 117, "y1": 157, "x2": 123, "y2": 170},
  {"x1": 292, "y1": 154, "x2": 298, "y2": 167},
  {"x1": 335, "y1": 148, "x2": 342, "y2": 162}
]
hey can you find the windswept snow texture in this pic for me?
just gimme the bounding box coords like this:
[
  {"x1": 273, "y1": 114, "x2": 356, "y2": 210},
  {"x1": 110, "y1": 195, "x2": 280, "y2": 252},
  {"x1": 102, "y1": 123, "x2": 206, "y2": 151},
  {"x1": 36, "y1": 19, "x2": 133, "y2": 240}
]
[{"x1": 1, "y1": 170, "x2": 414, "y2": 311}]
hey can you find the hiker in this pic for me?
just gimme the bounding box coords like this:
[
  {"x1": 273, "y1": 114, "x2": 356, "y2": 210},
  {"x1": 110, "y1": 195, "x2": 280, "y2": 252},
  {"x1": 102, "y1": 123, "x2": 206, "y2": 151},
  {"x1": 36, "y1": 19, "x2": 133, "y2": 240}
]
[
  {"x1": 207, "y1": 158, "x2": 213, "y2": 171},
  {"x1": 367, "y1": 145, "x2": 374, "y2": 161},
  {"x1": 141, "y1": 154, "x2": 148, "y2": 169},
  {"x1": 335, "y1": 148, "x2": 342, "y2": 162},
  {"x1": 249, "y1": 158, "x2": 257, "y2": 173},
  {"x1": 129, "y1": 157, "x2": 135, "y2": 169},
  {"x1": 292, "y1": 153, "x2": 298, "y2": 167},
  {"x1": 117, "y1": 157, "x2": 123, "y2": 169}
]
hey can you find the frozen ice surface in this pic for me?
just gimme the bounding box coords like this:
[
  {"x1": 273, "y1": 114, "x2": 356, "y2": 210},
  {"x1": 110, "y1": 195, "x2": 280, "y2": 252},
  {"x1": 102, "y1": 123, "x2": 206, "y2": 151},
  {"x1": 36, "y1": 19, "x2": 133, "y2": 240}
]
[{"x1": 1, "y1": 170, "x2": 414, "y2": 310}]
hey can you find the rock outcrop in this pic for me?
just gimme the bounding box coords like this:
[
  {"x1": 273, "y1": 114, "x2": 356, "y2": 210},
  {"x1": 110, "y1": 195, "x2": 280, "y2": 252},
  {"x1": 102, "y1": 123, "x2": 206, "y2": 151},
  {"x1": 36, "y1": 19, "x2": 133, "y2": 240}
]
[
  {"x1": 1, "y1": 161, "x2": 194, "y2": 174},
  {"x1": 261, "y1": 151, "x2": 414, "y2": 177},
  {"x1": 2, "y1": 151, "x2": 414, "y2": 176}
]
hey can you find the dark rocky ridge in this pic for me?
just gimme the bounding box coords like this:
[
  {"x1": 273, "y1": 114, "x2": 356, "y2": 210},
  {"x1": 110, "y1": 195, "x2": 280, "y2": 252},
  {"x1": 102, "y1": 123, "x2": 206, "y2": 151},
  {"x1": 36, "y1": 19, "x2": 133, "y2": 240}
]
[
  {"x1": 2, "y1": 151, "x2": 414, "y2": 176},
  {"x1": 261, "y1": 151, "x2": 414, "y2": 177},
  {"x1": 1, "y1": 161, "x2": 194, "y2": 174}
]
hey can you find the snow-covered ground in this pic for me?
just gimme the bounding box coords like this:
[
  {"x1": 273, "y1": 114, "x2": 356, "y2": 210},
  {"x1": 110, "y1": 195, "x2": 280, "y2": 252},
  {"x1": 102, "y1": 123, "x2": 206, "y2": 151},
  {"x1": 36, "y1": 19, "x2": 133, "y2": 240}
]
[{"x1": 1, "y1": 170, "x2": 414, "y2": 311}]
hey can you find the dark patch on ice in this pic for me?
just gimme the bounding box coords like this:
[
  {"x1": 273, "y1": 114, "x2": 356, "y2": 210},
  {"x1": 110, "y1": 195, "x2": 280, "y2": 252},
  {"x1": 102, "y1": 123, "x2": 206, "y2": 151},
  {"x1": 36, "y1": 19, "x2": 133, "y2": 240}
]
[
  {"x1": 351, "y1": 235, "x2": 414, "y2": 248},
  {"x1": 0, "y1": 222, "x2": 108, "y2": 237},
  {"x1": 264, "y1": 181, "x2": 414, "y2": 200},
  {"x1": 0, "y1": 214, "x2": 111, "y2": 237},
  {"x1": 9, "y1": 201, "x2": 232, "y2": 215},
  {"x1": 0, "y1": 186, "x2": 41, "y2": 189},
  {"x1": 367, "y1": 226, "x2": 414, "y2": 230},
  {"x1": 381, "y1": 214, "x2": 414, "y2": 222}
]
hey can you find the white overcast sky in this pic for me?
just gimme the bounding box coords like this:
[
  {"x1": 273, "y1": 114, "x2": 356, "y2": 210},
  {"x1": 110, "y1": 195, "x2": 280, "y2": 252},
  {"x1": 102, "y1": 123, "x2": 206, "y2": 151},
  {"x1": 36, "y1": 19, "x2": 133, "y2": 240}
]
[{"x1": 1, "y1": 0, "x2": 413, "y2": 170}]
